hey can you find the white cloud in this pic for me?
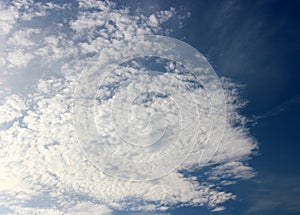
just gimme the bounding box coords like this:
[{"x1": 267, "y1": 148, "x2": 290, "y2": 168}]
[
  {"x1": 207, "y1": 161, "x2": 255, "y2": 182},
  {"x1": 212, "y1": 206, "x2": 226, "y2": 212},
  {"x1": 7, "y1": 49, "x2": 34, "y2": 68},
  {"x1": 7, "y1": 207, "x2": 64, "y2": 215},
  {"x1": 0, "y1": 3, "x2": 19, "y2": 35},
  {"x1": 149, "y1": 14, "x2": 159, "y2": 26},
  {"x1": 0, "y1": 0, "x2": 257, "y2": 214},
  {"x1": 78, "y1": 0, "x2": 112, "y2": 10},
  {"x1": 7, "y1": 29, "x2": 40, "y2": 47},
  {"x1": 0, "y1": 94, "x2": 26, "y2": 124},
  {"x1": 67, "y1": 202, "x2": 113, "y2": 215}
]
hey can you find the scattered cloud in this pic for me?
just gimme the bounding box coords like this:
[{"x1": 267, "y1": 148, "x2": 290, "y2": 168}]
[{"x1": 0, "y1": 0, "x2": 257, "y2": 214}]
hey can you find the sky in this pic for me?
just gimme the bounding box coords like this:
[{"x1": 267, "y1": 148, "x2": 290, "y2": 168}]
[{"x1": 0, "y1": 0, "x2": 299, "y2": 214}]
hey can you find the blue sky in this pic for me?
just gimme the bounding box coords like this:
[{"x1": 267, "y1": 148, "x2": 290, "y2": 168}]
[
  {"x1": 172, "y1": 0, "x2": 300, "y2": 214},
  {"x1": 106, "y1": 0, "x2": 300, "y2": 214},
  {"x1": 0, "y1": 0, "x2": 299, "y2": 214}
]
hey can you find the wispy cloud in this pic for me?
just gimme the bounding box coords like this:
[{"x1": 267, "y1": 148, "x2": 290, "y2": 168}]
[{"x1": 252, "y1": 95, "x2": 300, "y2": 121}]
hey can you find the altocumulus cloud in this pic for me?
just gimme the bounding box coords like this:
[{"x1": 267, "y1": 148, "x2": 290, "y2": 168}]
[{"x1": 0, "y1": 0, "x2": 257, "y2": 214}]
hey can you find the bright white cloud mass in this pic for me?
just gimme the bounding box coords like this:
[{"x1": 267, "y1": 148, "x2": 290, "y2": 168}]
[{"x1": 0, "y1": 0, "x2": 257, "y2": 214}]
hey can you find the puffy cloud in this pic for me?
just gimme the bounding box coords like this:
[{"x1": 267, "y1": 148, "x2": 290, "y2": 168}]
[
  {"x1": 206, "y1": 161, "x2": 255, "y2": 182},
  {"x1": 7, "y1": 49, "x2": 34, "y2": 68},
  {"x1": 149, "y1": 14, "x2": 159, "y2": 26},
  {"x1": 67, "y1": 202, "x2": 113, "y2": 215},
  {"x1": 7, "y1": 29, "x2": 40, "y2": 47},
  {"x1": 0, "y1": 94, "x2": 26, "y2": 125},
  {"x1": 0, "y1": 0, "x2": 257, "y2": 214},
  {"x1": 0, "y1": 3, "x2": 19, "y2": 35}
]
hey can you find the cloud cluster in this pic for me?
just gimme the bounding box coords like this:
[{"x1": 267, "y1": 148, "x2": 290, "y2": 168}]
[{"x1": 0, "y1": 0, "x2": 256, "y2": 214}]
